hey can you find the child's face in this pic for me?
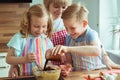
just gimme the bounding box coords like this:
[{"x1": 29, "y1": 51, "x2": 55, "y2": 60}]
[
  {"x1": 49, "y1": 3, "x2": 67, "y2": 20},
  {"x1": 30, "y1": 15, "x2": 48, "y2": 37},
  {"x1": 63, "y1": 18, "x2": 86, "y2": 39}
]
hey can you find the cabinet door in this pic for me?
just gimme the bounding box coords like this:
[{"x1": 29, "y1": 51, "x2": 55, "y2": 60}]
[
  {"x1": 0, "y1": 53, "x2": 10, "y2": 77},
  {"x1": 0, "y1": 66, "x2": 10, "y2": 77}
]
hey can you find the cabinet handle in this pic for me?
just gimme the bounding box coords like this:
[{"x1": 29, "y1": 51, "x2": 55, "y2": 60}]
[
  {"x1": 0, "y1": 56, "x2": 6, "y2": 58},
  {"x1": 0, "y1": 66, "x2": 9, "y2": 69}
]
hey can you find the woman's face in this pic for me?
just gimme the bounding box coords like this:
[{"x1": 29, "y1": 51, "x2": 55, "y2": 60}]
[
  {"x1": 30, "y1": 15, "x2": 48, "y2": 37},
  {"x1": 63, "y1": 18, "x2": 86, "y2": 39},
  {"x1": 49, "y1": 3, "x2": 67, "y2": 20}
]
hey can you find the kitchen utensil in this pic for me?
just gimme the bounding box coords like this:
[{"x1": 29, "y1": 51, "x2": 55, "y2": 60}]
[{"x1": 34, "y1": 61, "x2": 42, "y2": 71}]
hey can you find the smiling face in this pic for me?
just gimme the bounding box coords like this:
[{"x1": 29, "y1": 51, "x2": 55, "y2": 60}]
[
  {"x1": 49, "y1": 3, "x2": 67, "y2": 20},
  {"x1": 30, "y1": 15, "x2": 48, "y2": 37},
  {"x1": 63, "y1": 18, "x2": 86, "y2": 39}
]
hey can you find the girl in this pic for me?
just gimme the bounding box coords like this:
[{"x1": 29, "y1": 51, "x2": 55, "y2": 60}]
[
  {"x1": 7, "y1": 0, "x2": 72, "y2": 77},
  {"x1": 6, "y1": 4, "x2": 53, "y2": 76}
]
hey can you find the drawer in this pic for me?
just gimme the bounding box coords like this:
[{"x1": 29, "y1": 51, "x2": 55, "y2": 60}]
[
  {"x1": 0, "y1": 52, "x2": 10, "y2": 77},
  {"x1": 0, "y1": 66, "x2": 10, "y2": 77}
]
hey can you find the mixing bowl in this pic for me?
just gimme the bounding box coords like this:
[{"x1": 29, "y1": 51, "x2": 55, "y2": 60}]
[{"x1": 33, "y1": 66, "x2": 61, "y2": 80}]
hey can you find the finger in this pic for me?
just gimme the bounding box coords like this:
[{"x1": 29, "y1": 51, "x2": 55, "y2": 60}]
[
  {"x1": 52, "y1": 46, "x2": 60, "y2": 55},
  {"x1": 51, "y1": 47, "x2": 56, "y2": 55},
  {"x1": 59, "y1": 65, "x2": 65, "y2": 70},
  {"x1": 61, "y1": 71, "x2": 68, "y2": 77},
  {"x1": 11, "y1": 72, "x2": 15, "y2": 78},
  {"x1": 106, "y1": 64, "x2": 112, "y2": 70},
  {"x1": 28, "y1": 54, "x2": 36, "y2": 61},
  {"x1": 30, "y1": 54, "x2": 36, "y2": 58},
  {"x1": 66, "y1": 64, "x2": 72, "y2": 71},
  {"x1": 14, "y1": 69, "x2": 18, "y2": 78},
  {"x1": 32, "y1": 55, "x2": 37, "y2": 60},
  {"x1": 61, "y1": 52, "x2": 65, "y2": 56},
  {"x1": 31, "y1": 58, "x2": 36, "y2": 62},
  {"x1": 55, "y1": 45, "x2": 63, "y2": 55},
  {"x1": 54, "y1": 46, "x2": 60, "y2": 55},
  {"x1": 61, "y1": 55, "x2": 66, "y2": 63},
  {"x1": 56, "y1": 46, "x2": 62, "y2": 55}
]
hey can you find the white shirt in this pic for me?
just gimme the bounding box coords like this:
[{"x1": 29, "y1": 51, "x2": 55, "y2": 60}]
[{"x1": 53, "y1": 17, "x2": 65, "y2": 32}]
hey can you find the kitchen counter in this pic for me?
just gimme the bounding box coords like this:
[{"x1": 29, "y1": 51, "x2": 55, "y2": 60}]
[
  {"x1": 64, "y1": 69, "x2": 120, "y2": 80},
  {"x1": 1, "y1": 69, "x2": 119, "y2": 80},
  {"x1": 64, "y1": 69, "x2": 105, "y2": 80},
  {"x1": 0, "y1": 76, "x2": 35, "y2": 80},
  {"x1": 107, "y1": 50, "x2": 120, "y2": 64}
]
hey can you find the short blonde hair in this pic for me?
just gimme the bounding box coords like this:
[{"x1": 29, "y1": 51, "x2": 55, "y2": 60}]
[
  {"x1": 44, "y1": 0, "x2": 72, "y2": 10},
  {"x1": 20, "y1": 4, "x2": 53, "y2": 38},
  {"x1": 62, "y1": 2, "x2": 89, "y2": 23}
]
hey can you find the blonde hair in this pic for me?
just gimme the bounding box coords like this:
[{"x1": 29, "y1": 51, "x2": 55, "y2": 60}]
[
  {"x1": 44, "y1": 0, "x2": 72, "y2": 11},
  {"x1": 20, "y1": 4, "x2": 53, "y2": 38},
  {"x1": 62, "y1": 2, "x2": 89, "y2": 23}
]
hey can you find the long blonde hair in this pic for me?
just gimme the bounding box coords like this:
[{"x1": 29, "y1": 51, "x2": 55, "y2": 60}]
[
  {"x1": 44, "y1": 0, "x2": 72, "y2": 11},
  {"x1": 20, "y1": 4, "x2": 53, "y2": 38},
  {"x1": 62, "y1": 2, "x2": 89, "y2": 23}
]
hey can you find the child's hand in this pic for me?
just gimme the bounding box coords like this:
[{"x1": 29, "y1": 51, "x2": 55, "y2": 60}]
[
  {"x1": 59, "y1": 64, "x2": 72, "y2": 77},
  {"x1": 26, "y1": 53, "x2": 37, "y2": 63},
  {"x1": 51, "y1": 45, "x2": 67, "y2": 55},
  {"x1": 8, "y1": 65, "x2": 19, "y2": 78},
  {"x1": 103, "y1": 55, "x2": 120, "y2": 69},
  {"x1": 46, "y1": 49, "x2": 66, "y2": 63}
]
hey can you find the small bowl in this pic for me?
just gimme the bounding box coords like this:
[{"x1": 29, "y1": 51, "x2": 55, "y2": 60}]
[{"x1": 33, "y1": 66, "x2": 61, "y2": 80}]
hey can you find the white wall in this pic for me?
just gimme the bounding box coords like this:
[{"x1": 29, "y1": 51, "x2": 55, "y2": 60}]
[
  {"x1": 117, "y1": 0, "x2": 120, "y2": 16},
  {"x1": 99, "y1": 0, "x2": 117, "y2": 49},
  {"x1": 73, "y1": 0, "x2": 118, "y2": 50},
  {"x1": 73, "y1": 0, "x2": 99, "y2": 33}
]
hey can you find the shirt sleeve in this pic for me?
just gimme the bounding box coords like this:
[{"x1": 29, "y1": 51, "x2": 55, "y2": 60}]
[
  {"x1": 86, "y1": 28, "x2": 101, "y2": 45},
  {"x1": 66, "y1": 34, "x2": 71, "y2": 46},
  {"x1": 7, "y1": 33, "x2": 24, "y2": 57}
]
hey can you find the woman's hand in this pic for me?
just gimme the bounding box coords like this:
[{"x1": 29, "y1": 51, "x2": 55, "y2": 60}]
[
  {"x1": 8, "y1": 65, "x2": 19, "y2": 78},
  {"x1": 59, "y1": 64, "x2": 72, "y2": 77}
]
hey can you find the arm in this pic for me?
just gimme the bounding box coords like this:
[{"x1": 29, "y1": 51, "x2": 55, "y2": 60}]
[
  {"x1": 50, "y1": 41, "x2": 101, "y2": 56},
  {"x1": 6, "y1": 48, "x2": 26, "y2": 65},
  {"x1": 6, "y1": 47, "x2": 37, "y2": 65},
  {"x1": 8, "y1": 65, "x2": 19, "y2": 78},
  {"x1": 67, "y1": 46, "x2": 100, "y2": 56},
  {"x1": 102, "y1": 48, "x2": 120, "y2": 69}
]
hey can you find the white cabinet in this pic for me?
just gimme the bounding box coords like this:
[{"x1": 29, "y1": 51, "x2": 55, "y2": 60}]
[{"x1": 0, "y1": 52, "x2": 10, "y2": 77}]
